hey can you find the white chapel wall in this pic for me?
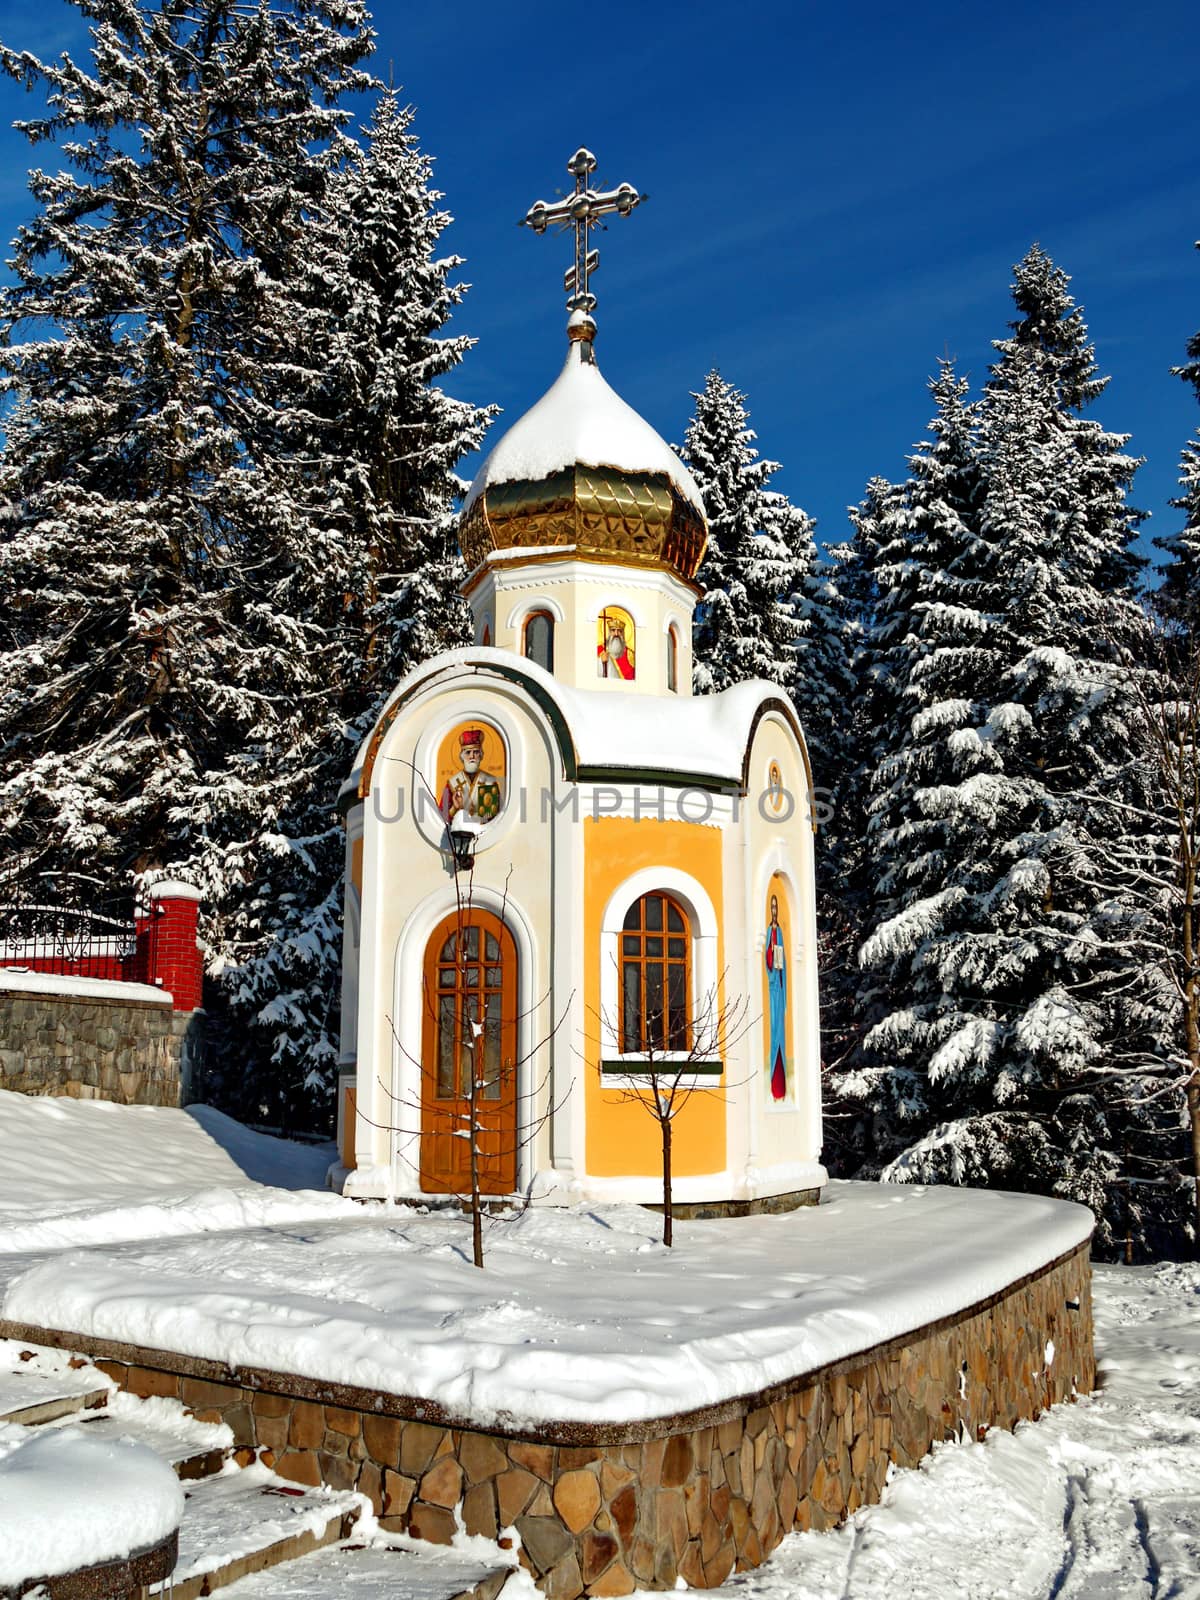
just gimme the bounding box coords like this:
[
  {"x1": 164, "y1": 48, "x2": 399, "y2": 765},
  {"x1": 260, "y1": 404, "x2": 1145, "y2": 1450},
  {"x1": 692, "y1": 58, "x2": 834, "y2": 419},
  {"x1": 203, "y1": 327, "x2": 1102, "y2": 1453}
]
[
  {"x1": 354, "y1": 674, "x2": 562, "y2": 1192},
  {"x1": 742, "y1": 710, "x2": 824, "y2": 1177}
]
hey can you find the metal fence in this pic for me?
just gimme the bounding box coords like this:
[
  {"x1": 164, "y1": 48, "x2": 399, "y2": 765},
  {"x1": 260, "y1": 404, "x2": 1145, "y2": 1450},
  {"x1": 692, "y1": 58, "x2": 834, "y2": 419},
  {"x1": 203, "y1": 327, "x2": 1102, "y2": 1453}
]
[{"x1": 0, "y1": 872, "x2": 161, "y2": 985}]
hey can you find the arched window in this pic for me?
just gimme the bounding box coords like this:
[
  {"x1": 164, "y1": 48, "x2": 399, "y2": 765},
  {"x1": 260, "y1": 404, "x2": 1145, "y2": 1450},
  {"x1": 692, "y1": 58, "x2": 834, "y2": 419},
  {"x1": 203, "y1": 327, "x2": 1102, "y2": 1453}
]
[
  {"x1": 523, "y1": 610, "x2": 554, "y2": 673},
  {"x1": 620, "y1": 892, "x2": 691, "y2": 1053},
  {"x1": 666, "y1": 626, "x2": 679, "y2": 693},
  {"x1": 479, "y1": 616, "x2": 492, "y2": 647}
]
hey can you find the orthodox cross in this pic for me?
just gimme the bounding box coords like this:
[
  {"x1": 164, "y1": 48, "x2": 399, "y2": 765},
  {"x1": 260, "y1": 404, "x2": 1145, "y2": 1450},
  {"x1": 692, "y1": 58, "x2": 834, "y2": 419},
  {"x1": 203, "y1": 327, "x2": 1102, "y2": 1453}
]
[{"x1": 520, "y1": 148, "x2": 647, "y2": 316}]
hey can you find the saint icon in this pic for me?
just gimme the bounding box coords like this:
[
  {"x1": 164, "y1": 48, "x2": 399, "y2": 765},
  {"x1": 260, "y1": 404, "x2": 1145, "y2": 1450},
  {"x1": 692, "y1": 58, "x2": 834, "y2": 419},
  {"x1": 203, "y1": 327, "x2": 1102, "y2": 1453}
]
[
  {"x1": 765, "y1": 893, "x2": 787, "y2": 1100},
  {"x1": 440, "y1": 728, "x2": 503, "y2": 825},
  {"x1": 597, "y1": 608, "x2": 636, "y2": 680}
]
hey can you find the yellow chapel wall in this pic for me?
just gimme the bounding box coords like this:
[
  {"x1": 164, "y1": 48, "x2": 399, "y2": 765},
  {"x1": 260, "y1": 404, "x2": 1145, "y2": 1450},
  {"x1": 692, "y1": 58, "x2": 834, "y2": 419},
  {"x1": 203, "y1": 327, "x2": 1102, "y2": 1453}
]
[{"x1": 581, "y1": 814, "x2": 727, "y2": 1178}]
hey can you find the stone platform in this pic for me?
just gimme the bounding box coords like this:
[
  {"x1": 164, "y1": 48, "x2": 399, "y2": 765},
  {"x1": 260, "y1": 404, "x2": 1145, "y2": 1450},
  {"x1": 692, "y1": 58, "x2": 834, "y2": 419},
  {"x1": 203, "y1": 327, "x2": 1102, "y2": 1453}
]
[{"x1": 0, "y1": 1238, "x2": 1093, "y2": 1595}]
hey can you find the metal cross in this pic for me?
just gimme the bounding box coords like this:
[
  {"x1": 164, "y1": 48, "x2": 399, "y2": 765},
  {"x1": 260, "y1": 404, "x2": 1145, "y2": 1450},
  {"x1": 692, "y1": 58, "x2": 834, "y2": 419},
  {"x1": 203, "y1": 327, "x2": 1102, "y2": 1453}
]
[{"x1": 520, "y1": 148, "x2": 647, "y2": 316}]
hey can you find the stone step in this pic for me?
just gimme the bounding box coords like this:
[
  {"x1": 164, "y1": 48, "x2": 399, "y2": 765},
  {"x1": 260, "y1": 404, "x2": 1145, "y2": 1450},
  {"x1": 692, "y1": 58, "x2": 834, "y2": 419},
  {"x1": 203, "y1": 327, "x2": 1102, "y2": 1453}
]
[
  {"x1": 149, "y1": 1462, "x2": 363, "y2": 1599},
  {"x1": 67, "y1": 1405, "x2": 234, "y2": 1480},
  {"x1": 0, "y1": 1366, "x2": 109, "y2": 1426},
  {"x1": 217, "y1": 1541, "x2": 513, "y2": 1600}
]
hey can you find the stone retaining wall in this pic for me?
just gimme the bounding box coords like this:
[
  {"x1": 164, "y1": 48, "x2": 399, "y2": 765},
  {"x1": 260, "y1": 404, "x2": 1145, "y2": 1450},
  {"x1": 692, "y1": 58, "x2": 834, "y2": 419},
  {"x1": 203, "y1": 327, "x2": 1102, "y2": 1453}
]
[
  {"x1": 0, "y1": 1529, "x2": 179, "y2": 1600},
  {"x1": 0, "y1": 986, "x2": 202, "y2": 1107},
  {"x1": 1, "y1": 1242, "x2": 1092, "y2": 1595}
]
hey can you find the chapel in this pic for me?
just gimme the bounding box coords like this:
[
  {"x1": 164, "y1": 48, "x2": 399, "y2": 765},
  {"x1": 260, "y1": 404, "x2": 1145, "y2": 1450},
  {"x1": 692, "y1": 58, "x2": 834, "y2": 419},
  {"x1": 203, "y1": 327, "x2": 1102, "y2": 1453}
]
[{"x1": 333, "y1": 150, "x2": 825, "y2": 1211}]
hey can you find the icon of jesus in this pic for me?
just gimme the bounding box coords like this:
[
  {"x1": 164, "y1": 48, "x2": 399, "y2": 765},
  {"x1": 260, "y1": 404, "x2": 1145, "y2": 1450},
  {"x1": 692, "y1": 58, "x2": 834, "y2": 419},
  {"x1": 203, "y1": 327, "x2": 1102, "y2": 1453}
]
[
  {"x1": 440, "y1": 728, "x2": 503, "y2": 825},
  {"x1": 765, "y1": 894, "x2": 787, "y2": 1100}
]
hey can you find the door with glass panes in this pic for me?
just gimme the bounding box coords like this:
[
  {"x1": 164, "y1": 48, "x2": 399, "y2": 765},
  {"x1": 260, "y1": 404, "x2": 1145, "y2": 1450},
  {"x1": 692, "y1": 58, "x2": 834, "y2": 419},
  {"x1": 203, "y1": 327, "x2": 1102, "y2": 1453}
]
[{"x1": 420, "y1": 910, "x2": 518, "y2": 1194}]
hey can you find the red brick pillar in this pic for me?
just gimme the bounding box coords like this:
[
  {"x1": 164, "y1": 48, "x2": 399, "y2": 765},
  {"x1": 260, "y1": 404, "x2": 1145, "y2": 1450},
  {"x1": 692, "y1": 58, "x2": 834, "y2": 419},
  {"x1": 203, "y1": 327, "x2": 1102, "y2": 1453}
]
[{"x1": 146, "y1": 881, "x2": 204, "y2": 1011}]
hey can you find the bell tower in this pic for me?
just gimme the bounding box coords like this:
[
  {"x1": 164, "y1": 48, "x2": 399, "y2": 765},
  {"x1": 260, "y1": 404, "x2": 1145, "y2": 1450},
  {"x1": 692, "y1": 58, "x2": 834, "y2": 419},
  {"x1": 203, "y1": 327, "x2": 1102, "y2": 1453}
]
[{"x1": 459, "y1": 149, "x2": 707, "y2": 697}]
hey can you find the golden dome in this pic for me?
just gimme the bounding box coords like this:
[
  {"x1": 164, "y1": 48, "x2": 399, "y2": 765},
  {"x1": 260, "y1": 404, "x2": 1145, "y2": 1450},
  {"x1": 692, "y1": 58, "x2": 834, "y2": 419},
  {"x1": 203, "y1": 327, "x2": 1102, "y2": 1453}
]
[{"x1": 459, "y1": 335, "x2": 708, "y2": 585}]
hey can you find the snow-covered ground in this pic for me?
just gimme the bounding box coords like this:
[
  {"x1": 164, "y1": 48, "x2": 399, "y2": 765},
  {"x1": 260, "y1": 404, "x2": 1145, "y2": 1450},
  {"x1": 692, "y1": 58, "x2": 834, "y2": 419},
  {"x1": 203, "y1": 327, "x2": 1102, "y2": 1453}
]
[
  {"x1": 0, "y1": 1090, "x2": 338, "y2": 1212},
  {"x1": 0, "y1": 1089, "x2": 347, "y2": 1252},
  {"x1": 0, "y1": 1089, "x2": 1091, "y2": 1430},
  {"x1": 202, "y1": 1260, "x2": 1200, "y2": 1600},
  {"x1": 0, "y1": 1090, "x2": 1195, "y2": 1596},
  {"x1": 723, "y1": 1259, "x2": 1200, "y2": 1600},
  {"x1": 0, "y1": 1167, "x2": 1090, "y2": 1426}
]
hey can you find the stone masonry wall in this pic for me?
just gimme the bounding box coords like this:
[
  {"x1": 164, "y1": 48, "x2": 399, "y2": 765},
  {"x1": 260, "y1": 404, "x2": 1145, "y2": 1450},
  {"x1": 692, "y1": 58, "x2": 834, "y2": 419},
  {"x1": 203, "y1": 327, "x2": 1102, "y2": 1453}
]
[
  {"x1": 2, "y1": 1243, "x2": 1093, "y2": 1595},
  {"x1": 0, "y1": 987, "x2": 201, "y2": 1107}
]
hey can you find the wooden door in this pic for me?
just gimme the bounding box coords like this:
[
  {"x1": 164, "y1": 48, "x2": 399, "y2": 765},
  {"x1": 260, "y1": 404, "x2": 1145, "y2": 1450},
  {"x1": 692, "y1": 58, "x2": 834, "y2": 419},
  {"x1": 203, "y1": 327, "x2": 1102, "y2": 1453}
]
[{"x1": 420, "y1": 909, "x2": 518, "y2": 1195}]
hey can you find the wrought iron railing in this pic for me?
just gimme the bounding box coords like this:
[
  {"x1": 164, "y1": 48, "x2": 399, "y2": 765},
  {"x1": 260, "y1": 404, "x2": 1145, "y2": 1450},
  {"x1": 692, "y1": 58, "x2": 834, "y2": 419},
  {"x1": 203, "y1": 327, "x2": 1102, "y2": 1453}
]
[{"x1": 0, "y1": 872, "x2": 161, "y2": 985}]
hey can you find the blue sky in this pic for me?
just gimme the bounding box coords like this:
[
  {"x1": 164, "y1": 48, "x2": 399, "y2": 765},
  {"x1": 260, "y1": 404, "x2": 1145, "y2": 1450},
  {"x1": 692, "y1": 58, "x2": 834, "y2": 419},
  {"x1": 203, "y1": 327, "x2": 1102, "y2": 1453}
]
[{"x1": 0, "y1": 0, "x2": 1195, "y2": 565}]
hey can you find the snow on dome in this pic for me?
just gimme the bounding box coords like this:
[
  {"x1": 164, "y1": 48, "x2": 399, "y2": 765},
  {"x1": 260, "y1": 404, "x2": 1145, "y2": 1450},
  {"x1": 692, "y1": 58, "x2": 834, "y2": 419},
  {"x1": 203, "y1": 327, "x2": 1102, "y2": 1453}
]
[{"x1": 464, "y1": 341, "x2": 703, "y2": 516}]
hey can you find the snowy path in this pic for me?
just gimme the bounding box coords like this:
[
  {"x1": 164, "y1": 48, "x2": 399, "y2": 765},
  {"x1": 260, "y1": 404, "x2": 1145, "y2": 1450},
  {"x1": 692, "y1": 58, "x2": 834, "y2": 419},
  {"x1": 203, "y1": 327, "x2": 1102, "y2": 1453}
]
[{"x1": 705, "y1": 1262, "x2": 1200, "y2": 1600}]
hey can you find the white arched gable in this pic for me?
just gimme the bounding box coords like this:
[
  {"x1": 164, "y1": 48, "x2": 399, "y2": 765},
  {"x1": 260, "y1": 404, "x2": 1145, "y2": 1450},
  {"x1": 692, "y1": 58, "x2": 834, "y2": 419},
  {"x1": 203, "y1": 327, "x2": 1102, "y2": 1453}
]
[
  {"x1": 751, "y1": 706, "x2": 819, "y2": 834},
  {"x1": 371, "y1": 675, "x2": 561, "y2": 859},
  {"x1": 599, "y1": 865, "x2": 720, "y2": 1065}
]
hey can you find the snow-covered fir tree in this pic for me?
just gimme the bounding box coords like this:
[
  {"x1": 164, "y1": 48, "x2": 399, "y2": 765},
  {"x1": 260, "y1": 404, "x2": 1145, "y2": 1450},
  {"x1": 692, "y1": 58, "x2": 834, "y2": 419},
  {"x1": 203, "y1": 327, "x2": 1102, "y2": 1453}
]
[
  {"x1": 831, "y1": 366, "x2": 991, "y2": 1164},
  {"x1": 771, "y1": 510, "x2": 862, "y2": 1124},
  {"x1": 679, "y1": 368, "x2": 854, "y2": 788},
  {"x1": 681, "y1": 371, "x2": 812, "y2": 694},
  {"x1": 796, "y1": 556, "x2": 868, "y2": 1159},
  {"x1": 846, "y1": 250, "x2": 1177, "y2": 1251},
  {"x1": 780, "y1": 547, "x2": 857, "y2": 807},
  {"x1": 1158, "y1": 245, "x2": 1200, "y2": 633},
  {"x1": 813, "y1": 496, "x2": 889, "y2": 1162},
  {"x1": 0, "y1": 4, "x2": 489, "y2": 1128},
  {"x1": 1172, "y1": 239, "x2": 1200, "y2": 402},
  {"x1": 1139, "y1": 245, "x2": 1200, "y2": 1238},
  {"x1": 1156, "y1": 435, "x2": 1200, "y2": 634},
  {"x1": 218, "y1": 93, "x2": 493, "y2": 1125},
  {"x1": 274, "y1": 92, "x2": 492, "y2": 689},
  {"x1": 0, "y1": 1, "x2": 373, "y2": 899}
]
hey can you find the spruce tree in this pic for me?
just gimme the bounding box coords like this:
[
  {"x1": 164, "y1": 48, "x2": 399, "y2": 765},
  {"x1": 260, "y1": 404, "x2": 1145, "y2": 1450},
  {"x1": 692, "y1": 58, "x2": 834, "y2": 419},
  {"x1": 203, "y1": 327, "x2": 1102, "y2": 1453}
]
[
  {"x1": 0, "y1": 4, "x2": 486, "y2": 1129},
  {"x1": 273, "y1": 92, "x2": 492, "y2": 688},
  {"x1": 1159, "y1": 242, "x2": 1200, "y2": 633},
  {"x1": 837, "y1": 365, "x2": 993, "y2": 1164},
  {"x1": 850, "y1": 252, "x2": 1172, "y2": 1250},
  {"x1": 791, "y1": 532, "x2": 868, "y2": 1162},
  {"x1": 1139, "y1": 244, "x2": 1200, "y2": 1240},
  {"x1": 681, "y1": 371, "x2": 812, "y2": 694},
  {"x1": 1156, "y1": 436, "x2": 1200, "y2": 634},
  {"x1": 1172, "y1": 238, "x2": 1200, "y2": 403},
  {"x1": 781, "y1": 552, "x2": 856, "y2": 805},
  {"x1": 220, "y1": 93, "x2": 493, "y2": 1125},
  {"x1": 0, "y1": 1, "x2": 375, "y2": 907}
]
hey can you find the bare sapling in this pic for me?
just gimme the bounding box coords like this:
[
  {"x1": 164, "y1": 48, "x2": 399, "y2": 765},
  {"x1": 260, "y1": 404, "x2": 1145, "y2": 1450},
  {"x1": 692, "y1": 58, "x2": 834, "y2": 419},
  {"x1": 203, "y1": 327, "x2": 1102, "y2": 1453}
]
[{"x1": 597, "y1": 975, "x2": 752, "y2": 1246}]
